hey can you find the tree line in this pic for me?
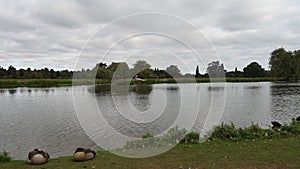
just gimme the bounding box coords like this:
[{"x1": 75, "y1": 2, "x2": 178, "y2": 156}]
[
  {"x1": 0, "y1": 47, "x2": 299, "y2": 80},
  {"x1": 0, "y1": 66, "x2": 73, "y2": 79}
]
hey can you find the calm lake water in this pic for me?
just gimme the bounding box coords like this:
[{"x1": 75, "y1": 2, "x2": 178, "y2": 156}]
[{"x1": 0, "y1": 82, "x2": 299, "y2": 159}]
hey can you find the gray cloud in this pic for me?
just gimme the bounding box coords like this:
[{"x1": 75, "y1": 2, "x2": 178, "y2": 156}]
[{"x1": 0, "y1": 0, "x2": 300, "y2": 73}]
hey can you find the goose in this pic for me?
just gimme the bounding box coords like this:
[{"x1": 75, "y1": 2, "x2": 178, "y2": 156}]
[
  {"x1": 27, "y1": 148, "x2": 50, "y2": 165},
  {"x1": 296, "y1": 116, "x2": 300, "y2": 122},
  {"x1": 271, "y1": 121, "x2": 281, "y2": 130},
  {"x1": 73, "y1": 148, "x2": 96, "y2": 162}
]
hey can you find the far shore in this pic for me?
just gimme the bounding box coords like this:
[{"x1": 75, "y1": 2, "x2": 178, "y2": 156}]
[{"x1": 0, "y1": 77, "x2": 285, "y2": 88}]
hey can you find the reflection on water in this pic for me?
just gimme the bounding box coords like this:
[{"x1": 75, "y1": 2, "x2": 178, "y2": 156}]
[
  {"x1": 90, "y1": 84, "x2": 153, "y2": 95},
  {"x1": 208, "y1": 86, "x2": 225, "y2": 91},
  {"x1": 221, "y1": 83, "x2": 271, "y2": 129},
  {"x1": 0, "y1": 82, "x2": 299, "y2": 159},
  {"x1": 0, "y1": 87, "x2": 96, "y2": 160},
  {"x1": 270, "y1": 83, "x2": 300, "y2": 124},
  {"x1": 166, "y1": 86, "x2": 179, "y2": 91},
  {"x1": 131, "y1": 85, "x2": 153, "y2": 95},
  {"x1": 8, "y1": 89, "x2": 17, "y2": 95},
  {"x1": 244, "y1": 86, "x2": 261, "y2": 89},
  {"x1": 94, "y1": 84, "x2": 181, "y2": 138}
]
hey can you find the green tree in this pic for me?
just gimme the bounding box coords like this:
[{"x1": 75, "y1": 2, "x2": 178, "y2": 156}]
[
  {"x1": 96, "y1": 67, "x2": 113, "y2": 79},
  {"x1": 226, "y1": 67, "x2": 243, "y2": 78},
  {"x1": 132, "y1": 60, "x2": 154, "y2": 78},
  {"x1": 166, "y1": 65, "x2": 182, "y2": 78},
  {"x1": 7, "y1": 65, "x2": 17, "y2": 78},
  {"x1": 0, "y1": 66, "x2": 6, "y2": 78},
  {"x1": 153, "y1": 68, "x2": 169, "y2": 78},
  {"x1": 49, "y1": 69, "x2": 57, "y2": 78},
  {"x1": 133, "y1": 60, "x2": 151, "y2": 71},
  {"x1": 108, "y1": 62, "x2": 120, "y2": 72},
  {"x1": 18, "y1": 68, "x2": 26, "y2": 79},
  {"x1": 113, "y1": 62, "x2": 130, "y2": 79},
  {"x1": 97, "y1": 62, "x2": 107, "y2": 68},
  {"x1": 243, "y1": 62, "x2": 266, "y2": 77},
  {"x1": 269, "y1": 48, "x2": 294, "y2": 80},
  {"x1": 195, "y1": 65, "x2": 200, "y2": 78},
  {"x1": 292, "y1": 50, "x2": 300, "y2": 79},
  {"x1": 206, "y1": 61, "x2": 225, "y2": 78}
]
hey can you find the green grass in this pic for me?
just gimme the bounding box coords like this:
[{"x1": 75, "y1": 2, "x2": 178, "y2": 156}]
[
  {"x1": 0, "y1": 138, "x2": 299, "y2": 169},
  {"x1": 132, "y1": 77, "x2": 282, "y2": 84},
  {"x1": 225, "y1": 77, "x2": 282, "y2": 82},
  {"x1": 0, "y1": 79, "x2": 110, "y2": 88}
]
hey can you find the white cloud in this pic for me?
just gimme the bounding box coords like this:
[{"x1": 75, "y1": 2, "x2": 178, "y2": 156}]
[{"x1": 0, "y1": 0, "x2": 300, "y2": 73}]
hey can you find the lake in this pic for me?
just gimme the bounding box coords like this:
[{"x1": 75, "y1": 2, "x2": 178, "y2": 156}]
[{"x1": 0, "y1": 82, "x2": 299, "y2": 159}]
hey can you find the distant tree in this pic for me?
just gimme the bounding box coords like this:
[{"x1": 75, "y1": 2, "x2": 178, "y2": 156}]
[
  {"x1": 112, "y1": 62, "x2": 130, "y2": 79},
  {"x1": 7, "y1": 65, "x2": 17, "y2": 78},
  {"x1": 226, "y1": 67, "x2": 243, "y2": 78},
  {"x1": 0, "y1": 66, "x2": 6, "y2": 78},
  {"x1": 18, "y1": 68, "x2": 26, "y2": 79},
  {"x1": 41, "y1": 68, "x2": 50, "y2": 78},
  {"x1": 292, "y1": 49, "x2": 300, "y2": 79},
  {"x1": 153, "y1": 68, "x2": 169, "y2": 78},
  {"x1": 206, "y1": 61, "x2": 225, "y2": 78},
  {"x1": 195, "y1": 65, "x2": 200, "y2": 78},
  {"x1": 97, "y1": 62, "x2": 108, "y2": 68},
  {"x1": 183, "y1": 73, "x2": 195, "y2": 78},
  {"x1": 166, "y1": 65, "x2": 182, "y2": 78},
  {"x1": 49, "y1": 69, "x2": 57, "y2": 78},
  {"x1": 96, "y1": 67, "x2": 113, "y2": 79},
  {"x1": 133, "y1": 60, "x2": 151, "y2": 71},
  {"x1": 59, "y1": 70, "x2": 72, "y2": 78},
  {"x1": 108, "y1": 62, "x2": 121, "y2": 72},
  {"x1": 269, "y1": 48, "x2": 294, "y2": 80},
  {"x1": 243, "y1": 62, "x2": 266, "y2": 77},
  {"x1": 132, "y1": 60, "x2": 154, "y2": 78}
]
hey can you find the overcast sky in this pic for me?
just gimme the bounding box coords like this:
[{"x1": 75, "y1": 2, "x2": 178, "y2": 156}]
[{"x1": 1, "y1": 0, "x2": 300, "y2": 73}]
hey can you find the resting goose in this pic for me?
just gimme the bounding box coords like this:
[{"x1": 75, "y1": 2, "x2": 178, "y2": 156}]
[
  {"x1": 271, "y1": 121, "x2": 281, "y2": 130},
  {"x1": 73, "y1": 148, "x2": 96, "y2": 162},
  {"x1": 27, "y1": 148, "x2": 50, "y2": 165}
]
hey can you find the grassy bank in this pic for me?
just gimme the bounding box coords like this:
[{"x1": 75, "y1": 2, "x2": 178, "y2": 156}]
[
  {"x1": 0, "y1": 77, "x2": 283, "y2": 88},
  {"x1": 137, "y1": 77, "x2": 281, "y2": 84},
  {"x1": 0, "y1": 79, "x2": 110, "y2": 88},
  {"x1": 0, "y1": 137, "x2": 299, "y2": 169},
  {"x1": 1, "y1": 121, "x2": 300, "y2": 169}
]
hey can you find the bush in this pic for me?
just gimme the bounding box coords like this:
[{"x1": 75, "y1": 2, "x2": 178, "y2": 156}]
[
  {"x1": 210, "y1": 120, "x2": 300, "y2": 141},
  {"x1": 124, "y1": 119, "x2": 300, "y2": 149},
  {"x1": 0, "y1": 151, "x2": 12, "y2": 163},
  {"x1": 124, "y1": 126, "x2": 187, "y2": 148},
  {"x1": 281, "y1": 119, "x2": 300, "y2": 136},
  {"x1": 210, "y1": 123, "x2": 241, "y2": 140},
  {"x1": 239, "y1": 123, "x2": 270, "y2": 139},
  {"x1": 181, "y1": 132, "x2": 199, "y2": 144},
  {"x1": 142, "y1": 133, "x2": 153, "y2": 139}
]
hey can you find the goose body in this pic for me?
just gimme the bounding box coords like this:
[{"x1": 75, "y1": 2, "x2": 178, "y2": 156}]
[
  {"x1": 73, "y1": 148, "x2": 96, "y2": 162},
  {"x1": 271, "y1": 121, "x2": 281, "y2": 130},
  {"x1": 296, "y1": 116, "x2": 300, "y2": 121},
  {"x1": 27, "y1": 149, "x2": 50, "y2": 165}
]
